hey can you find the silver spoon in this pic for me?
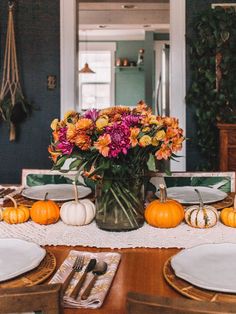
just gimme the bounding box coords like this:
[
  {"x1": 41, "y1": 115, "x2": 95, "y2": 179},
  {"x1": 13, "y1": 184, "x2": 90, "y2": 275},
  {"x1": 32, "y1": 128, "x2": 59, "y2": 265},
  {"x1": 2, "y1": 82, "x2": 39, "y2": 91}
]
[{"x1": 81, "y1": 261, "x2": 108, "y2": 300}]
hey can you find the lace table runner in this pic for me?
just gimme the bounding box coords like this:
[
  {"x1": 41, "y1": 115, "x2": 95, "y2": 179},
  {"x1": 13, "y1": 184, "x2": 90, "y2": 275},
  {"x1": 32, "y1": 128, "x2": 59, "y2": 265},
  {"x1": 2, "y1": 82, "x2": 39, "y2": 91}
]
[{"x1": 0, "y1": 220, "x2": 235, "y2": 248}]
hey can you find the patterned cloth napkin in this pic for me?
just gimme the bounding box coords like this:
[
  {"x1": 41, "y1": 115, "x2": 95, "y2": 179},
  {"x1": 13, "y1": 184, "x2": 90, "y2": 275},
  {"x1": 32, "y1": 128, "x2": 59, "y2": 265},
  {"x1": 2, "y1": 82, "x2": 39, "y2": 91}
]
[
  {"x1": 0, "y1": 186, "x2": 23, "y2": 205},
  {"x1": 49, "y1": 250, "x2": 121, "y2": 309}
]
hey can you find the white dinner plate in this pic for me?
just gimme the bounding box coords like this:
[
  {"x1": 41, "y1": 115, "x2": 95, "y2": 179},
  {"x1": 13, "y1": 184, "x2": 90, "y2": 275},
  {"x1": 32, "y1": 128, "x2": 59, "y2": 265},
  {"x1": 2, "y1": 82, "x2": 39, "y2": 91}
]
[
  {"x1": 158, "y1": 186, "x2": 227, "y2": 204},
  {"x1": 0, "y1": 238, "x2": 46, "y2": 282},
  {"x1": 22, "y1": 184, "x2": 92, "y2": 201},
  {"x1": 171, "y1": 243, "x2": 236, "y2": 293}
]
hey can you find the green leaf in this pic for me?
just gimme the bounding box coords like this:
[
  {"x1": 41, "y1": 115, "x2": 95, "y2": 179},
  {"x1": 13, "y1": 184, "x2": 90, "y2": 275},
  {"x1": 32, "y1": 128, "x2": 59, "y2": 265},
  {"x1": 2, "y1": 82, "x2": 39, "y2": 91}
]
[
  {"x1": 147, "y1": 153, "x2": 156, "y2": 171},
  {"x1": 164, "y1": 168, "x2": 172, "y2": 176},
  {"x1": 54, "y1": 155, "x2": 67, "y2": 168},
  {"x1": 69, "y1": 158, "x2": 83, "y2": 170}
]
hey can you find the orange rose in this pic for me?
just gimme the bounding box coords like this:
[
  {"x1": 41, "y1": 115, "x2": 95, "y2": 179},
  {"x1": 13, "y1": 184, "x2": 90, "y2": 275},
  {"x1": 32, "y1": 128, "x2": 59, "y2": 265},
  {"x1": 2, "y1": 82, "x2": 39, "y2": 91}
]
[
  {"x1": 66, "y1": 123, "x2": 77, "y2": 141},
  {"x1": 74, "y1": 133, "x2": 91, "y2": 150},
  {"x1": 76, "y1": 118, "x2": 93, "y2": 131}
]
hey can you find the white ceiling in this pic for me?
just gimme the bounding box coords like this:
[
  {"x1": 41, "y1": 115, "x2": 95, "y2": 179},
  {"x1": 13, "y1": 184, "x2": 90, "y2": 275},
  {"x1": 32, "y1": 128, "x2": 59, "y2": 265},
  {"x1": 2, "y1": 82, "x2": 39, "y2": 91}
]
[{"x1": 78, "y1": 2, "x2": 169, "y2": 38}]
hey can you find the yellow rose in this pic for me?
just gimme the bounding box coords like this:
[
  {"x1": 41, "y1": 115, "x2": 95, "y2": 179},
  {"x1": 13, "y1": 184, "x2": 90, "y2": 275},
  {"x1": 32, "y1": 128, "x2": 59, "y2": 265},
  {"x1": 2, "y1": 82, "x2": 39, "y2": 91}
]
[
  {"x1": 142, "y1": 127, "x2": 150, "y2": 133},
  {"x1": 50, "y1": 119, "x2": 59, "y2": 131},
  {"x1": 155, "y1": 130, "x2": 166, "y2": 140},
  {"x1": 152, "y1": 130, "x2": 166, "y2": 146},
  {"x1": 139, "y1": 135, "x2": 152, "y2": 147},
  {"x1": 63, "y1": 110, "x2": 77, "y2": 120},
  {"x1": 149, "y1": 115, "x2": 159, "y2": 125},
  {"x1": 96, "y1": 115, "x2": 109, "y2": 130}
]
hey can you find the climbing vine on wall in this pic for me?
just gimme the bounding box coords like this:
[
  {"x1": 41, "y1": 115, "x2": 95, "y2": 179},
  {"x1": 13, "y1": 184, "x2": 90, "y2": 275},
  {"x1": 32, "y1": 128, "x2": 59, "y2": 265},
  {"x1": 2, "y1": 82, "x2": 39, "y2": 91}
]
[{"x1": 187, "y1": 6, "x2": 236, "y2": 170}]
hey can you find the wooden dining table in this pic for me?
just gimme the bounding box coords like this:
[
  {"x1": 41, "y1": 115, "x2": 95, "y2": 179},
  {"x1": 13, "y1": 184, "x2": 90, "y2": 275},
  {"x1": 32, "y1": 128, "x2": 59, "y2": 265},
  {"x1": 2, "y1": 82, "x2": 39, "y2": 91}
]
[
  {"x1": 2, "y1": 185, "x2": 233, "y2": 313},
  {"x1": 46, "y1": 245, "x2": 181, "y2": 314}
]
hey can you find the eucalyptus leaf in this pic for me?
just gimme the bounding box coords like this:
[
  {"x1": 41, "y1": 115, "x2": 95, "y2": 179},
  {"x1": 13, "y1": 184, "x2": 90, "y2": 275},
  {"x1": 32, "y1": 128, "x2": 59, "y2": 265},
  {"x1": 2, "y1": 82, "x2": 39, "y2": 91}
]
[{"x1": 147, "y1": 153, "x2": 156, "y2": 171}]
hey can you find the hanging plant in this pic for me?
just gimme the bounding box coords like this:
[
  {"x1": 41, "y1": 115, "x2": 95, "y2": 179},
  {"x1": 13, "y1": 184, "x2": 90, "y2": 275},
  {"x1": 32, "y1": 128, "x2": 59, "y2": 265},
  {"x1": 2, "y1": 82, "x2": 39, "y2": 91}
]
[
  {"x1": 187, "y1": 6, "x2": 236, "y2": 170},
  {"x1": 0, "y1": 1, "x2": 33, "y2": 141}
]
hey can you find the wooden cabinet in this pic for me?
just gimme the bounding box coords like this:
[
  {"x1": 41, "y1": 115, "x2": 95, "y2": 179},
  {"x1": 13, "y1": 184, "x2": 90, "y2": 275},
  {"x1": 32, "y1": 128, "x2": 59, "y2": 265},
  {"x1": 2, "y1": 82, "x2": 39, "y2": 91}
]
[{"x1": 218, "y1": 124, "x2": 236, "y2": 171}]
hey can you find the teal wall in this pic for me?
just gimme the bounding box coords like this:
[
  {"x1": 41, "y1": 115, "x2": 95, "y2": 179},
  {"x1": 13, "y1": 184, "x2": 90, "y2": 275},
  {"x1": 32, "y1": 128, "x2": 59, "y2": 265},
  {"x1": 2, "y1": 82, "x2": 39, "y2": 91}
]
[
  {"x1": 115, "y1": 34, "x2": 167, "y2": 109},
  {"x1": 82, "y1": 34, "x2": 168, "y2": 109},
  {"x1": 115, "y1": 41, "x2": 145, "y2": 106}
]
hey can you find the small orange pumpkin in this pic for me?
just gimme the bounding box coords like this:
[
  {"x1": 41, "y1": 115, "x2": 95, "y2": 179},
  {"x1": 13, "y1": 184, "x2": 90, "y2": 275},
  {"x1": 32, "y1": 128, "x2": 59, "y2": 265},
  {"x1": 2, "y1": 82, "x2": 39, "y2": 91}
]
[
  {"x1": 145, "y1": 184, "x2": 184, "y2": 228},
  {"x1": 30, "y1": 193, "x2": 60, "y2": 225},
  {"x1": 220, "y1": 196, "x2": 236, "y2": 228},
  {"x1": 3, "y1": 195, "x2": 30, "y2": 224}
]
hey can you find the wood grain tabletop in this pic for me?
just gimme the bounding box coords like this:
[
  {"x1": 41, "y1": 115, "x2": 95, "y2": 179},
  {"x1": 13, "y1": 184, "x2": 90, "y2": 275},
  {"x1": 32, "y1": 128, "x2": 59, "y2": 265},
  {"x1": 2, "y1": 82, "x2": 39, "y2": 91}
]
[{"x1": 46, "y1": 246, "x2": 182, "y2": 314}]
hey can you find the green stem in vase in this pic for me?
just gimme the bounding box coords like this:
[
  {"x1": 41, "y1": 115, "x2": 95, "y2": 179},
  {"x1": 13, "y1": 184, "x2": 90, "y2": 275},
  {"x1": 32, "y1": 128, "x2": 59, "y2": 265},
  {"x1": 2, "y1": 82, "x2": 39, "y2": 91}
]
[
  {"x1": 114, "y1": 207, "x2": 118, "y2": 224},
  {"x1": 102, "y1": 195, "x2": 107, "y2": 223},
  {"x1": 100, "y1": 192, "x2": 112, "y2": 221},
  {"x1": 114, "y1": 183, "x2": 139, "y2": 216},
  {"x1": 110, "y1": 187, "x2": 135, "y2": 228},
  {"x1": 115, "y1": 193, "x2": 139, "y2": 226},
  {"x1": 122, "y1": 185, "x2": 143, "y2": 208}
]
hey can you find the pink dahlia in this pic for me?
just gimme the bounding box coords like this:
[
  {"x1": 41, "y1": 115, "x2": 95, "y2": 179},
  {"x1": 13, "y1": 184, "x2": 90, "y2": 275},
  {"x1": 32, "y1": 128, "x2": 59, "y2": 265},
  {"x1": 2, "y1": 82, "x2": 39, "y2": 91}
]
[
  {"x1": 106, "y1": 122, "x2": 131, "y2": 158},
  {"x1": 57, "y1": 127, "x2": 74, "y2": 155},
  {"x1": 84, "y1": 109, "x2": 99, "y2": 121},
  {"x1": 122, "y1": 114, "x2": 140, "y2": 127}
]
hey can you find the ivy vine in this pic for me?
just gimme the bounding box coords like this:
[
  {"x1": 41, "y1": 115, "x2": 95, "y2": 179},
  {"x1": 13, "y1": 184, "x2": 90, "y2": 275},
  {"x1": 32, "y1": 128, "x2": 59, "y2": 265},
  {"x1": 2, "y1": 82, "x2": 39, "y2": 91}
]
[{"x1": 187, "y1": 6, "x2": 236, "y2": 170}]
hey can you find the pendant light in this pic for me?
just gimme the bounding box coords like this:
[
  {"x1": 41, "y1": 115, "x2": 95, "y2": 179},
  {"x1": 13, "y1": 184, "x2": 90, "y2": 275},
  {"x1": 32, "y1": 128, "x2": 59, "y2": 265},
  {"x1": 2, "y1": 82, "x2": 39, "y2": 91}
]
[{"x1": 79, "y1": 30, "x2": 95, "y2": 74}]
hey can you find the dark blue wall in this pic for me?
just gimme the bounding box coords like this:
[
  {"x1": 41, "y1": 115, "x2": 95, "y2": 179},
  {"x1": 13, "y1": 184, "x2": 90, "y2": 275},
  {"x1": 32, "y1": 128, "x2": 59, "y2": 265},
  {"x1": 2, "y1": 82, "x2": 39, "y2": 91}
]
[
  {"x1": 186, "y1": 0, "x2": 236, "y2": 170},
  {"x1": 0, "y1": 1, "x2": 60, "y2": 183}
]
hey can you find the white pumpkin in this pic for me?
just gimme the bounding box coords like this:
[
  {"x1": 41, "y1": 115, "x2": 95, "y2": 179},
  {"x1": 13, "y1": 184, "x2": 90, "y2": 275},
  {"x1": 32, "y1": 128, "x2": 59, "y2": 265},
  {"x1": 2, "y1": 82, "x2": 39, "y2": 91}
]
[
  {"x1": 185, "y1": 189, "x2": 218, "y2": 228},
  {"x1": 60, "y1": 183, "x2": 96, "y2": 226}
]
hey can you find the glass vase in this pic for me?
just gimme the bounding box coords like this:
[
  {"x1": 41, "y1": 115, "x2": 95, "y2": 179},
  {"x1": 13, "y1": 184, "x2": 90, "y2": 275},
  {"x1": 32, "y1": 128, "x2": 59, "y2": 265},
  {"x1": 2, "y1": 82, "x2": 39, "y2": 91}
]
[{"x1": 95, "y1": 176, "x2": 145, "y2": 231}]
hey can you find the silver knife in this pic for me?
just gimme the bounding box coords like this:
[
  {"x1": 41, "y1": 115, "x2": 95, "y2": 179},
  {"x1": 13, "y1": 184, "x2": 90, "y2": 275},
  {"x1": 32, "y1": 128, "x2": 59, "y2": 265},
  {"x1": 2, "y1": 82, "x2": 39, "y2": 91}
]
[{"x1": 70, "y1": 258, "x2": 97, "y2": 299}]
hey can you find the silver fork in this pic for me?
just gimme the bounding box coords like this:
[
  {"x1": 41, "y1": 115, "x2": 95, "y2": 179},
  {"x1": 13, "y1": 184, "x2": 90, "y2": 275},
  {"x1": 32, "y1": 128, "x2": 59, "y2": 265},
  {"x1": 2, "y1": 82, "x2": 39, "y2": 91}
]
[{"x1": 62, "y1": 255, "x2": 84, "y2": 295}]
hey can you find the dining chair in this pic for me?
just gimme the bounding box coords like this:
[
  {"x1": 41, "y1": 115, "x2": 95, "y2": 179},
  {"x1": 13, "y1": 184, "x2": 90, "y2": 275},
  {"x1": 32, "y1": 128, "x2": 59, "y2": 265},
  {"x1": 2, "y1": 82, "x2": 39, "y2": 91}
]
[
  {"x1": 21, "y1": 169, "x2": 78, "y2": 187},
  {"x1": 0, "y1": 283, "x2": 63, "y2": 314},
  {"x1": 149, "y1": 171, "x2": 236, "y2": 193},
  {"x1": 126, "y1": 292, "x2": 236, "y2": 314}
]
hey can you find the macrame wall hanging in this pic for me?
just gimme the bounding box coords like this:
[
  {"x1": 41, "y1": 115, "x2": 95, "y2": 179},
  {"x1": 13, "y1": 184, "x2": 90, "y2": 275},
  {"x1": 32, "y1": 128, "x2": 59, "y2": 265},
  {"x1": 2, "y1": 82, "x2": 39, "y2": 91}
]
[{"x1": 0, "y1": 0, "x2": 33, "y2": 141}]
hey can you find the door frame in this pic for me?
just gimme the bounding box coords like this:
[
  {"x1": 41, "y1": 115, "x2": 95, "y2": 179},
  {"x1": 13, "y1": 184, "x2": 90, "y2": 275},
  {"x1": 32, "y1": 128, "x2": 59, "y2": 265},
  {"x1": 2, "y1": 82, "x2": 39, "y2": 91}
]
[{"x1": 60, "y1": 0, "x2": 186, "y2": 171}]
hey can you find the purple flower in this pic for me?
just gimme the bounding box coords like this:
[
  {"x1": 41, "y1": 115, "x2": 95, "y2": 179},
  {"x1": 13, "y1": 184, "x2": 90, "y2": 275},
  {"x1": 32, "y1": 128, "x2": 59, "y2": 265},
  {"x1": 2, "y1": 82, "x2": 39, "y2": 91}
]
[
  {"x1": 57, "y1": 127, "x2": 74, "y2": 155},
  {"x1": 84, "y1": 109, "x2": 99, "y2": 121},
  {"x1": 106, "y1": 122, "x2": 131, "y2": 158},
  {"x1": 122, "y1": 114, "x2": 140, "y2": 127},
  {"x1": 58, "y1": 127, "x2": 67, "y2": 142},
  {"x1": 57, "y1": 141, "x2": 74, "y2": 155}
]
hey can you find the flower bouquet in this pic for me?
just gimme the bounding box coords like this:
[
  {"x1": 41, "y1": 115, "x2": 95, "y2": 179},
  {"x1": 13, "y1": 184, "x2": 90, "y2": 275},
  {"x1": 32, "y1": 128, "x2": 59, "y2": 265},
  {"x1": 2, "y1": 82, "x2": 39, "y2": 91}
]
[{"x1": 49, "y1": 101, "x2": 184, "y2": 231}]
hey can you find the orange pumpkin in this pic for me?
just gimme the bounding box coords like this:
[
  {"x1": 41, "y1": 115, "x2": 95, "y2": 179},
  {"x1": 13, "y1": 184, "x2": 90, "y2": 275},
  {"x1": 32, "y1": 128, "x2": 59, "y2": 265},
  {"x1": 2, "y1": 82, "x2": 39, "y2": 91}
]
[
  {"x1": 3, "y1": 196, "x2": 30, "y2": 224},
  {"x1": 145, "y1": 184, "x2": 184, "y2": 228},
  {"x1": 220, "y1": 196, "x2": 236, "y2": 228},
  {"x1": 30, "y1": 193, "x2": 60, "y2": 225}
]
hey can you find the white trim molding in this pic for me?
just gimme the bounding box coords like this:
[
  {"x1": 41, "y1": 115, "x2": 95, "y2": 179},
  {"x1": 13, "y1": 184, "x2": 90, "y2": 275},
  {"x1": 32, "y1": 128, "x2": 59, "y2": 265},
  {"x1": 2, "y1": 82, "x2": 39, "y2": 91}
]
[
  {"x1": 60, "y1": 0, "x2": 77, "y2": 118},
  {"x1": 170, "y1": 0, "x2": 186, "y2": 171}
]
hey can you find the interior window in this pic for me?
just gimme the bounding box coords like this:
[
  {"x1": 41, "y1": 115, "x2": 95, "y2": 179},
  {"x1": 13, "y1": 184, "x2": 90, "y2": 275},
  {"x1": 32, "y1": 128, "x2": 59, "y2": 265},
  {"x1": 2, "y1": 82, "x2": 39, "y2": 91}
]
[{"x1": 79, "y1": 50, "x2": 114, "y2": 111}]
